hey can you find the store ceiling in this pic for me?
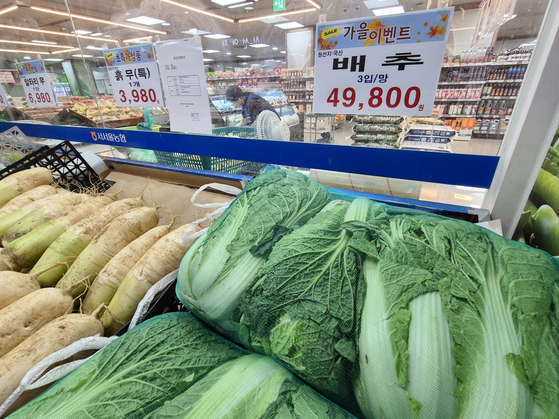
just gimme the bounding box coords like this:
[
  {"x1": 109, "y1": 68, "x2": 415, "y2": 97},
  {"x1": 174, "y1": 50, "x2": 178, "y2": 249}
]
[{"x1": 0, "y1": 0, "x2": 549, "y2": 64}]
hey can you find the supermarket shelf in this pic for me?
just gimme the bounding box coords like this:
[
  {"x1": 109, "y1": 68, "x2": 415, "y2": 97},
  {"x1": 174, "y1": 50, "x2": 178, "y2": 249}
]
[
  {"x1": 442, "y1": 60, "x2": 529, "y2": 68},
  {"x1": 284, "y1": 89, "x2": 313, "y2": 92},
  {"x1": 434, "y1": 98, "x2": 480, "y2": 102},
  {"x1": 290, "y1": 99, "x2": 313, "y2": 103},
  {"x1": 481, "y1": 96, "x2": 518, "y2": 100},
  {"x1": 438, "y1": 81, "x2": 485, "y2": 85},
  {"x1": 207, "y1": 75, "x2": 281, "y2": 81},
  {"x1": 485, "y1": 79, "x2": 523, "y2": 83},
  {"x1": 440, "y1": 114, "x2": 478, "y2": 117}
]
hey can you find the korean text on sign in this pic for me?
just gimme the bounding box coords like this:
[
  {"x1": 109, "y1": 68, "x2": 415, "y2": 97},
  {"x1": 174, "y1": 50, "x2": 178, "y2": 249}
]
[
  {"x1": 313, "y1": 8, "x2": 453, "y2": 116},
  {"x1": 16, "y1": 59, "x2": 57, "y2": 107},
  {"x1": 104, "y1": 44, "x2": 165, "y2": 107}
]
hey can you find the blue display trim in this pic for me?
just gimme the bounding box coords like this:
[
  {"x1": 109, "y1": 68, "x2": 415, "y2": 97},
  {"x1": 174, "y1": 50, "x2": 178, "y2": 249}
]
[{"x1": 0, "y1": 122, "x2": 499, "y2": 188}]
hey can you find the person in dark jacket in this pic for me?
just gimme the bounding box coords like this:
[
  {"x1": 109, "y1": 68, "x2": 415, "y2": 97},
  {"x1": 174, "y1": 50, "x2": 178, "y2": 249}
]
[{"x1": 225, "y1": 85, "x2": 279, "y2": 127}]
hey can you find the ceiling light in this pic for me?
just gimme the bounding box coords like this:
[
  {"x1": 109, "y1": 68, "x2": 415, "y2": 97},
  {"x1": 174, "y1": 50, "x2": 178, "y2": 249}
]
[
  {"x1": 259, "y1": 16, "x2": 288, "y2": 24},
  {"x1": 363, "y1": 0, "x2": 399, "y2": 8},
  {"x1": 51, "y1": 48, "x2": 80, "y2": 54},
  {"x1": 228, "y1": 1, "x2": 253, "y2": 8},
  {"x1": 23, "y1": 56, "x2": 31, "y2": 59},
  {"x1": 275, "y1": 21, "x2": 305, "y2": 29},
  {"x1": 272, "y1": 47, "x2": 278, "y2": 50},
  {"x1": 245, "y1": 6, "x2": 253, "y2": 9},
  {"x1": 204, "y1": 34, "x2": 231, "y2": 39},
  {"x1": 85, "y1": 45, "x2": 105, "y2": 50},
  {"x1": 31, "y1": 6, "x2": 167, "y2": 35},
  {"x1": 125, "y1": 16, "x2": 166, "y2": 26},
  {"x1": 203, "y1": 49, "x2": 221, "y2": 53},
  {"x1": 44, "y1": 58, "x2": 64, "y2": 62},
  {"x1": 123, "y1": 36, "x2": 152, "y2": 43},
  {"x1": 226, "y1": 52, "x2": 232, "y2": 55},
  {"x1": 237, "y1": 54, "x2": 251, "y2": 58},
  {"x1": 304, "y1": 0, "x2": 322, "y2": 7},
  {"x1": 72, "y1": 30, "x2": 92, "y2": 35},
  {"x1": 211, "y1": 0, "x2": 245, "y2": 5},
  {"x1": 90, "y1": 32, "x2": 104, "y2": 36},
  {"x1": 31, "y1": 40, "x2": 57, "y2": 45},
  {"x1": 72, "y1": 54, "x2": 93, "y2": 58},
  {"x1": 372, "y1": 6, "x2": 405, "y2": 16},
  {"x1": 280, "y1": 50, "x2": 286, "y2": 54},
  {"x1": 161, "y1": 0, "x2": 235, "y2": 23},
  {"x1": 105, "y1": 35, "x2": 112, "y2": 38},
  {"x1": 161, "y1": 22, "x2": 171, "y2": 26},
  {"x1": 0, "y1": 24, "x2": 119, "y2": 43},
  {"x1": 0, "y1": 39, "x2": 74, "y2": 49},
  {"x1": 239, "y1": 8, "x2": 316, "y2": 23},
  {"x1": 203, "y1": 58, "x2": 214, "y2": 61},
  {"x1": 0, "y1": 5, "x2": 17, "y2": 15},
  {"x1": 0, "y1": 48, "x2": 50, "y2": 54},
  {"x1": 181, "y1": 28, "x2": 211, "y2": 35}
]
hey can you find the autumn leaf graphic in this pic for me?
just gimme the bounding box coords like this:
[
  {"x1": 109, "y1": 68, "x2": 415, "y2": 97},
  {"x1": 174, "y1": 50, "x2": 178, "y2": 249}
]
[
  {"x1": 417, "y1": 31, "x2": 421, "y2": 35},
  {"x1": 436, "y1": 25, "x2": 446, "y2": 36},
  {"x1": 441, "y1": 14, "x2": 449, "y2": 22},
  {"x1": 364, "y1": 19, "x2": 387, "y2": 46},
  {"x1": 427, "y1": 25, "x2": 439, "y2": 38},
  {"x1": 424, "y1": 22, "x2": 429, "y2": 27}
]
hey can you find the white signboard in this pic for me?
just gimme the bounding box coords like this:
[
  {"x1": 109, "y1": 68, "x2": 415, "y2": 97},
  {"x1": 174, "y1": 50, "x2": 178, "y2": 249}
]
[
  {"x1": 16, "y1": 60, "x2": 57, "y2": 107},
  {"x1": 0, "y1": 72, "x2": 15, "y2": 84},
  {"x1": 0, "y1": 84, "x2": 9, "y2": 107},
  {"x1": 314, "y1": 8, "x2": 453, "y2": 116},
  {"x1": 103, "y1": 44, "x2": 165, "y2": 107},
  {"x1": 155, "y1": 38, "x2": 212, "y2": 135}
]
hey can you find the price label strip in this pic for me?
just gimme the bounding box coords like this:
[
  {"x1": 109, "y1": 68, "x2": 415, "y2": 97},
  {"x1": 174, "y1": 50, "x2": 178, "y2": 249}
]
[
  {"x1": 16, "y1": 60, "x2": 57, "y2": 107},
  {"x1": 104, "y1": 45, "x2": 165, "y2": 107},
  {"x1": 314, "y1": 8, "x2": 453, "y2": 116}
]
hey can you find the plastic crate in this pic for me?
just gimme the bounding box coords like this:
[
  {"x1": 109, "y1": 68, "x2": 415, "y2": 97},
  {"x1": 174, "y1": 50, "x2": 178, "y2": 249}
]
[
  {"x1": 212, "y1": 126, "x2": 256, "y2": 138},
  {"x1": 0, "y1": 140, "x2": 114, "y2": 192},
  {"x1": 0, "y1": 126, "x2": 44, "y2": 166}
]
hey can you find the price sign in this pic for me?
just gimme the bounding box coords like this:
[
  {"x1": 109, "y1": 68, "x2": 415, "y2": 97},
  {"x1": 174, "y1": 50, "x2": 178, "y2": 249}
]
[
  {"x1": 313, "y1": 8, "x2": 453, "y2": 116},
  {"x1": 104, "y1": 44, "x2": 165, "y2": 107},
  {"x1": 16, "y1": 60, "x2": 57, "y2": 107},
  {"x1": 0, "y1": 84, "x2": 9, "y2": 107}
]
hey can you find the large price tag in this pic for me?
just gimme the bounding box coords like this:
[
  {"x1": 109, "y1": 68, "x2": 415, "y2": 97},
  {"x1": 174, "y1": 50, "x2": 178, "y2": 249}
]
[
  {"x1": 313, "y1": 8, "x2": 453, "y2": 116},
  {"x1": 16, "y1": 60, "x2": 57, "y2": 107},
  {"x1": 104, "y1": 44, "x2": 165, "y2": 107},
  {"x1": 0, "y1": 84, "x2": 9, "y2": 107}
]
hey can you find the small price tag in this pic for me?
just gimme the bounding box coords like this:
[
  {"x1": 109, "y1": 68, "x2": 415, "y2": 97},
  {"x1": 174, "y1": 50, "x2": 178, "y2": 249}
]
[
  {"x1": 313, "y1": 8, "x2": 453, "y2": 116},
  {"x1": 16, "y1": 60, "x2": 57, "y2": 107},
  {"x1": 104, "y1": 44, "x2": 165, "y2": 107},
  {"x1": 0, "y1": 84, "x2": 9, "y2": 107}
]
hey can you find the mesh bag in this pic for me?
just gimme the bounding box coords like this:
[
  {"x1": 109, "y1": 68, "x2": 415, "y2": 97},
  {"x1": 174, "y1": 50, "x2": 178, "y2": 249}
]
[
  {"x1": 176, "y1": 169, "x2": 559, "y2": 419},
  {"x1": 8, "y1": 312, "x2": 357, "y2": 419}
]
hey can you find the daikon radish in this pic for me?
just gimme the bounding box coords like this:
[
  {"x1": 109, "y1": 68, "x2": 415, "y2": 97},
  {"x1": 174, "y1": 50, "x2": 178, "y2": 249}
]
[
  {"x1": 0, "y1": 265, "x2": 64, "y2": 310},
  {"x1": 0, "y1": 305, "x2": 105, "y2": 406},
  {"x1": 1, "y1": 195, "x2": 115, "y2": 271},
  {"x1": 0, "y1": 167, "x2": 52, "y2": 208},
  {"x1": 0, "y1": 283, "x2": 81, "y2": 358},
  {"x1": 102, "y1": 223, "x2": 200, "y2": 335},
  {"x1": 56, "y1": 206, "x2": 160, "y2": 298},
  {"x1": 0, "y1": 185, "x2": 58, "y2": 218},
  {"x1": 30, "y1": 197, "x2": 145, "y2": 287},
  {"x1": 82, "y1": 222, "x2": 175, "y2": 314}
]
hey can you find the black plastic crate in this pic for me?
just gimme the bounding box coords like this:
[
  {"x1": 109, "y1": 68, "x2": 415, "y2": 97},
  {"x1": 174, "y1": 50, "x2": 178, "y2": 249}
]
[{"x1": 0, "y1": 140, "x2": 114, "y2": 192}]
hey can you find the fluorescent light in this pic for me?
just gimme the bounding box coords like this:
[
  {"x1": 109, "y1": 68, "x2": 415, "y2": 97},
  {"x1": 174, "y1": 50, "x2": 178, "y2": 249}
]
[
  {"x1": 72, "y1": 30, "x2": 92, "y2": 35},
  {"x1": 304, "y1": 0, "x2": 322, "y2": 7},
  {"x1": 0, "y1": 24, "x2": 119, "y2": 43},
  {"x1": 250, "y1": 43, "x2": 270, "y2": 48},
  {"x1": 85, "y1": 45, "x2": 105, "y2": 50},
  {"x1": 259, "y1": 16, "x2": 289, "y2": 24},
  {"x1": 31, "y1": 6, "x2": 167, "y2": 35},
  {"x1": 204, "y1": 33, "x2": 231, "y2": 39},
  {"x1": 245, "y1": 6, "x2": 253, "y2": 9},
  {"x1": 211, "y1": 0, "x2": 245, "y2": 5},
  {"x1": 239, "y1": 8, "x2": 317, "y2": 23},
  {"x1": 123, "y1": 36, "x2": 152, "y2": 43},
  {"x1": 44, "y1": 58, "x2": 64, "y2": 62},
  {"x1": 51, "y1": 48, "x2": 80, "y2": 54},
  {"x1": 372, "y1": 6, "x2": 405, "y2": 16},
  {"x1": 181, "y1": 28, "x2": 211, "y2": 35},
  {"x1": 280, "y1": 50, "x2": 286, "y2": 54},
  {"x1": 90, "y1": 32, "x2": 104, "y2": 36},
  {"x1": 237, "y1": 55, "x2": 251, "y2": 58},
  {"x1": 0, "y1": 48, "x2": 50, "y2": 54},
  {"x1": 23, "y1": 56, "x2": 31, "y2": 59},
  {"x1": 203, "y1": 49, "x2": 220, "y2": 53},
  {"x1": 0, "y1": 5, "x2": 17, "y2": 15},
  {"x1": 450, "y1": 27, "x2": 476, "y2": 31},
  {"x1": 272, "y1": 47, "x2": 278, "y2": 50},
  {"x1": 126, "y1": 16, "x2": 166, "y2": 25},
  {"x1": 275, "y1": 21, "x2": 305, "y2": 29},
  {"x1": 226, "y1": 52, "x2": 232, "y2": 55},
  {"x1": 229, "y1": 1, "x2": 253, "y2": 8},
  {"x1": 31, "y1": 40, "x2": 57, "y2": 45},
  {"x1": 0, "y1": 39, "x2": 74, "y2": 49},
  {"x1": 161, "y1": 22, "x2": 170, "y2": 26},
  {"x1": 363, "y1": 0, "x2": 399, "y2": 8},
  {"x1": 72, "y1": 54, "x2": 93, "y2": 58},
  {"x1": 203, "y1": 58, "x2": 214, "y2": 62},
  {"x1": 161, "y1": 0, "x2": 235, "y2": 23}
]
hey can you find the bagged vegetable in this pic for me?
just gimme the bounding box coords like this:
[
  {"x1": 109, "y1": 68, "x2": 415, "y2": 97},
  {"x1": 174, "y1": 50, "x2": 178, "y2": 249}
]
[
  {"x1": 8, "y1": 312, "x2": 356, "y2": 419},
  {"x1": 177, "y1": 170, "x2": 559, "y2": 419}
]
